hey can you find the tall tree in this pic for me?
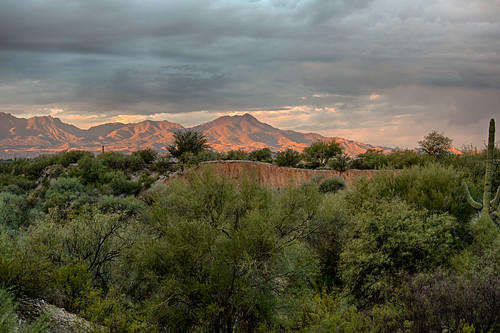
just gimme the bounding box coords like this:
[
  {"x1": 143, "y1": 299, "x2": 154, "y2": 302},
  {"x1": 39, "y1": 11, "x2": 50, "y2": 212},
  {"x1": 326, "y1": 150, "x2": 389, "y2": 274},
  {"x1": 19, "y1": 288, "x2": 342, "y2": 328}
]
[
  {"x1": 168, "y1": 129, "x2": 209, "y2": 158},
  {"x1": 302, "y1": 140, "x2": 343, "y2": 168},
  {"x1": 418, "y1": 130, "x2": 453, "y2": 157}
]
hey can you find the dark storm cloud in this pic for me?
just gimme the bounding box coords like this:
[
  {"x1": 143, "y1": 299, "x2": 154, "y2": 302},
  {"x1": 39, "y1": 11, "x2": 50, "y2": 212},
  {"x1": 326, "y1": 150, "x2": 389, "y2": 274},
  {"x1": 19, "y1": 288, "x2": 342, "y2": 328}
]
[{"x1": 0, "y1": 0, "x2": 499, "y2": 147}]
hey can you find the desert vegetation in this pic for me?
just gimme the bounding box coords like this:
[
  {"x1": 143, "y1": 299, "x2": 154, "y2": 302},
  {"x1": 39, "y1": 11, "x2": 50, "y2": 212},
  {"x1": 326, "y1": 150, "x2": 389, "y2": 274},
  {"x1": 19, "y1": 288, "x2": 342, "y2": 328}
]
[{"x1": 0, "y1": 122, "x2": 499, "y2": 332}]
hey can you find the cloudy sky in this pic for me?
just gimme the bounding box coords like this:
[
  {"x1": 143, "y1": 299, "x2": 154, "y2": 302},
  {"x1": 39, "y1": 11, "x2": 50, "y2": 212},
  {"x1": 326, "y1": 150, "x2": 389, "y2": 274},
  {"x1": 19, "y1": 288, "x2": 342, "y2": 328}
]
[{"x1": 1, "y1": 0, "x2": 499, "y2": 148}]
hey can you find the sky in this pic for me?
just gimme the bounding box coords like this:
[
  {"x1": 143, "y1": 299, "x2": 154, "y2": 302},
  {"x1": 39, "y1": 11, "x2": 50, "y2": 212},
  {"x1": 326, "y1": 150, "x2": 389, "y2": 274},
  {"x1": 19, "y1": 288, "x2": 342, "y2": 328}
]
[{"x1": 0, "y1": 0, "x2": 499, "y2": 149}]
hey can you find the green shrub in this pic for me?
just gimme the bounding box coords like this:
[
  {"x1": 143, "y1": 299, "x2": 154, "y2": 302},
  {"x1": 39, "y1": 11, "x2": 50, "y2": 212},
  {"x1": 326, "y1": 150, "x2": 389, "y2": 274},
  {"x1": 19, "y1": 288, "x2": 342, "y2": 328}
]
[
  {"x1": 28, "y1": 207, "x2": 137, "y2": 294},
  {"x1": 340, "y1": 198, "x2": 456, "y2": 305},
  {"x1": 275, "y1": 148, "x2": 301, "y2": 167},
  {"x1": 305, "y1": 193, "x2": 349, "y2": 287},
  {"x1": 101, "y1": 171, "x2": 141, "y2": 196},
  {"x1": 0, "y1": 192, "x2": 32, "y2": 229},
  {"x1": 319, "y1": 177, "x2": 346, "y2": 193},
  {"x1": 44, "y1": 177, "x2": 87, "y2": 209},
  {"x1": 0, "y1": 288, "x2": 52, "y2": 332},
  {"x1": 131, "y1": 148, "x2": 157, "y2": 164},
  {"x1": 168, "y1": 129, "x2": 209, "y2": 158},
  {"x1": 0, "y1": 231, "x2": 54, "y2": 297},
  {"x1": 97, "y1": 152, "x2": 129, "y2": 170},
  {"x1": 56, "y1": 150, "x2": 94, "y2": 167},
  {"x1": 345, "y1": 163, "x2": 475, "y2": 245},
  {"x1": 303, "y1": 140, "x2": 343, "y2": 169},
  {"x1": 386, "y1": 149, "x2": 429, "y2": 169},
  {"x1": 289, "y1": 290, "x2": 408, "y2": 333},
  {"x1": 79, "y1": 288, "x2": 150, "y2": 332},
  {"x1": 150, "y1": 154, "x2": 176, "y2": 173},
  {"x1": 248, "y1": 148, "x2": 272, "y2": 163},
  {"x1": 351, "y1": 149, "x2": 387, "y2": 170},
  {"x1": 0, "y1": 288, "x2": 18, "y2": 331},
  {"x1": 403, "y1": 270, "x2": 499, "y2": 332},
  {"x1": 141, "y1": 171, "x2": 320, "y2": 331},
  {"x1": 52, "y1": 261, "x2": 93, "y2": 311},
  {"x1": 327, "y1": 153, "x2": 351, "y2": 171},
  {"x1": 223, "y1": 149, "x2": 248, "y2": 160}
]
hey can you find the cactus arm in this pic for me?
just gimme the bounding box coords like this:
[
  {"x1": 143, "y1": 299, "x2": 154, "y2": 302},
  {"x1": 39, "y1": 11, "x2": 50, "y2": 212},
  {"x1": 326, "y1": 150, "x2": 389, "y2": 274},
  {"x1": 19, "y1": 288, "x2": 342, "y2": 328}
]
[
  {"x1": 464, "y1": 182, "x2": 483, "y2": 210},
  {"x1": 490, "y1": 186, "x2": 500, "y2": 213}
]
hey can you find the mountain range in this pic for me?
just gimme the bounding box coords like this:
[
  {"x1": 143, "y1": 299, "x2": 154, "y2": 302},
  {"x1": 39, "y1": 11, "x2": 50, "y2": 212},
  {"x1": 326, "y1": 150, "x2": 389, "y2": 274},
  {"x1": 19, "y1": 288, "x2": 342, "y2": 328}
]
[{"x1": 0, "y1": 112, "x2": 391, "y2": 158}]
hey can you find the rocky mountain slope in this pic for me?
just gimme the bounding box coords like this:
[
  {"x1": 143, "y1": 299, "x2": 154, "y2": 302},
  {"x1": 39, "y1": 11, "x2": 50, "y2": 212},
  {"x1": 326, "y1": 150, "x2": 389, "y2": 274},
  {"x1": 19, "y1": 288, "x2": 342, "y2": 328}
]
[{"x1": 0, "y1": 112, "x2": 390, "y2": 158}]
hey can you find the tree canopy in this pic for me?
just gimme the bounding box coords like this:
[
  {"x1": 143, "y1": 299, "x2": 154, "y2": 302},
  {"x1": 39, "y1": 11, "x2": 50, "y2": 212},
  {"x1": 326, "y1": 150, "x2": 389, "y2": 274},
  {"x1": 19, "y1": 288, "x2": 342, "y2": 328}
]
[
  {"x1": 167, "y1": 129, "x2": 209, "y2": 158},
  {"x1": 302, "y1": 139, "x2": 343, "y2": 168},
  {"x1": 418, "y1": 130, "x2": 453, "y2": 157}
]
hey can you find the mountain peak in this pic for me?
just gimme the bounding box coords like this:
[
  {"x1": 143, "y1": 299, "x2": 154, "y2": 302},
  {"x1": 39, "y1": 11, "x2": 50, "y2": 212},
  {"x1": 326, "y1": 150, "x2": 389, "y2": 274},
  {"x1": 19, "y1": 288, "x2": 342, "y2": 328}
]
[
  {"x1": 0, "y1": 113, "x2": 392, "y2": 158},
  {"x1": 241, "y1": 113, "x2": 256, "y2": 119}
]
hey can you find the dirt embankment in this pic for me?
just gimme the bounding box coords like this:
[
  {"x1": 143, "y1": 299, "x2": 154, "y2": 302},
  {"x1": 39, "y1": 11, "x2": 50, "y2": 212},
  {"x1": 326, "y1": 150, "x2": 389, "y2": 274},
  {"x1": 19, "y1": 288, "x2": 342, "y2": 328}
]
[{"x1": 184, "y1": 160, "x2": 396, "y2": 188}]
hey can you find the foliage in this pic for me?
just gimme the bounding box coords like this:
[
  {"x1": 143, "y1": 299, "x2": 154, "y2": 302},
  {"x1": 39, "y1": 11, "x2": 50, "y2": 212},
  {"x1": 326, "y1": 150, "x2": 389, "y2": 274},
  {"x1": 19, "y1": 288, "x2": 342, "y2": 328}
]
[
  {"x1": 0, "y1": 231, "x2": 53, "y2": 298},
  {"x1": 345, "y1": 163, "x2": 475, "y2": 245},
  {"x1": 150, "y1": 154, "x2": 177, "y2": 173},
  {"x1": 248, "y1": 147, "x2": 272, "y2": 163},
  {"x1": 79, "y1": 288, "x2": 151, "y2": 332},
  {"x1": 275, "y1": 148, "x2": 301, "y2": 168},
  {"x1": 418, "y1": 130, "x2": 453, "y2": 157},
  {"x1": 293, "y1": 290, "x2": 409, "y2": 333},
  {"x1": 1, "y1": 147, "x2": 499, "y2": 331},
  {"x1": 305, "y1": 194, "x2": 349, "y2": 287},
  {"x1": 178, "y1": 150, "x2": 221, "y2": 166},
  {"x1": 0, "y1": 192, "x2": 36, "y2": 230},
  {"x1": 318, "y1": 177, "x2": 346, "y2": 194},
  {"x1": 0, "y1": 288, "x2": 51, "y2": 333},
  {"x1": 29, "y1": 206, "x2": 138, "y2": 294},
  {"x1": 386, "y1": 149, "x2": 430, "y2": 169},
  {"x1": 131, "y1": 148, "x2": 158, "y2": 164},
  {"x1": 142, "y1": 171, "x2": 319, "y2": 331},
  {"x1": 327, "y1": 153, "x2": 351, "y2": 171},
  {"x1": 302, "y1": 140, "x2": 343, "y2": 168},
  {"x1": 44, "y1": 177, "x2": 90, "y2": 213},
  {"x1": 101, "y1": 170, "x2": 142, "y2": 196},
  {"x1": 0, "y1": 288, "x2": 18, "y2": 331},
  {"x1": 340, "y1": 198, "x2": 456, "y2": 305},
  {"x1": 167, "y1": 129, "x2": 209, "y2": 158},
  {"x1": 402, "y1": 270, "x2": 500, "y2": 333},
  {"x1": 351, "y1": 149, "x2": 387, "y2": 170},
  {"x1": 223, "y1": 148, "x2": 249, "y2": 160}
]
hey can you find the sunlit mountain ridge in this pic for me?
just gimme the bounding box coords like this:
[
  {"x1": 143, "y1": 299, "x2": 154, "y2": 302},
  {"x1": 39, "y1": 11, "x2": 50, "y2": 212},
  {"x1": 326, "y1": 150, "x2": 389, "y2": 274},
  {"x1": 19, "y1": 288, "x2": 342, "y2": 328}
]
[{"x1": 0, "y1": 112, "x2": 391, "y2": 158}]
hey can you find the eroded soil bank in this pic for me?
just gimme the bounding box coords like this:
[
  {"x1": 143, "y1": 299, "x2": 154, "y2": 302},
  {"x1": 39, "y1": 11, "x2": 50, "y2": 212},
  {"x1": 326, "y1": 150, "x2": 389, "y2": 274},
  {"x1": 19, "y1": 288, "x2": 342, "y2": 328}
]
[{"x1": 181, "y1": 160, "x2": 398, "y2": 188}]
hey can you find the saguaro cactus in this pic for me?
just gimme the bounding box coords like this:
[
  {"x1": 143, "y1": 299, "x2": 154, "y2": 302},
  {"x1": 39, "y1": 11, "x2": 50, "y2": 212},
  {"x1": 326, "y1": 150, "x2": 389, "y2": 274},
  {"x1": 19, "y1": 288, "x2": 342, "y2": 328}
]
[{"x1": 464, "y1": 119, "x2": 499, "y2": 241}]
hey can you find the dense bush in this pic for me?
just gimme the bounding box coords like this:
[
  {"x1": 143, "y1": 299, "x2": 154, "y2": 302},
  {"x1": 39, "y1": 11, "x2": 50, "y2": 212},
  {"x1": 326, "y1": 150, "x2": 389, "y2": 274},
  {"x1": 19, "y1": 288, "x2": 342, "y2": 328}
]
[
  {"x1": 0, "y1": 288, "x2": 51, "y2": 332},
  {"x1": 223, "y1": 148, "x2": 249, "y2": 160},
  {"x1": 340, "y1": 198, "x2": 456, "y2": 305},
  {"x1": 345, "y1": 163, "x2": 475, "y2": 244},
  {"x1": 327, "y1": 153, "x2": 351, "y2": 171},
  {"x1": 302, "y1": 140, "x2": 343, "y2": 168},
  {"x1": 351, "y1": 149, "x2": 430, "y2": 170},
  {"x1": 350, "y1": 149, "x2": 387, "y2": 170},
  {"x1": 403, "y1": 270, "x2": 500, "y2": 333},
  {"x1": 142, "y1": 171, "x2": 320, "y2": 331},
  {"x1": 319, "y1": 177, "x2": 346, "y2": 193},
  {"x1": 0, "y1": 191, "x2": 37, "y2": 230},
  {"x1": 0, "y1": 148, "x2": 499, "y2": 331},
  {"x1": 248, "y1": 147, "x2": 273, "y2": 163},
  {"x1": 131, "y1": 148, "x2": 157, "y2": 164},
  {"x1": 168, "y1": 129, "x2": 209, "y2": 158},
  {"x1": 275, "y1": 148, "x2": 301, "y2": 167}
]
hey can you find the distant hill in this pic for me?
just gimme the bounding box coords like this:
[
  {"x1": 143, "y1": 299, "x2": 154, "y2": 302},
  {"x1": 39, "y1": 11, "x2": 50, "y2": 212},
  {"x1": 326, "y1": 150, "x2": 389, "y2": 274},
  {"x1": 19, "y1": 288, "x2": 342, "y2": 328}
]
[
  {"x1": 0, "y1": 112, "x2": 391, "y2": 158},
  {"x1": 191, "y1": 113, "x2": 391, "y2": 156}
]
